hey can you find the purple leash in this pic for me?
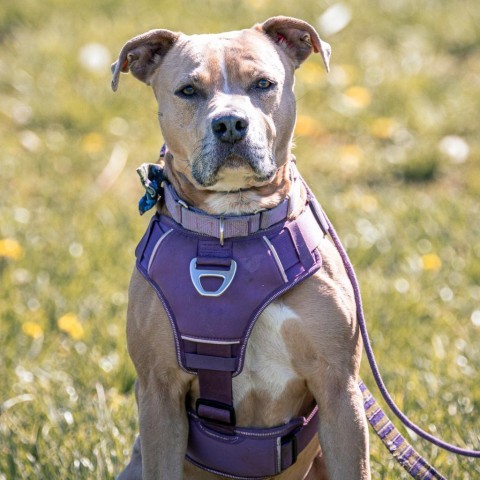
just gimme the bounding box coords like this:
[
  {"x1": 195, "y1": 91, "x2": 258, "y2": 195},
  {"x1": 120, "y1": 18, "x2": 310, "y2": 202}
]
[
  {"x1": 359, "y1": 380, "x2": 446, "y2": 479},
  {"x1": 324, "y1": 211, "x2": 480, "y2": 458}
]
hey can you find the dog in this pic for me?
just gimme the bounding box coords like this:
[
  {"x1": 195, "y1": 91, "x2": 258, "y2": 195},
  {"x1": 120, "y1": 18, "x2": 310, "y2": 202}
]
[{"x1": 111, "y1": 16, "x2": 370, "y2": 480}]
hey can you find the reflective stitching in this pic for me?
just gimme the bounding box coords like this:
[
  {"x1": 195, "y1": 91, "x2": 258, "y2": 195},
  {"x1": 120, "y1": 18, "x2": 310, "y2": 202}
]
[
  {"x1": 181, "y1": 335, "x2": 240, "y2": 345},
  {"x1": 147, "y1": 228, "x2": 173, "y2": 273},
  {"x1": 276, "y1": 437, "x2": 282, "y2": 473},
  {"x1": 262, "y1": 236, "x2": 288, "y2": 283}
]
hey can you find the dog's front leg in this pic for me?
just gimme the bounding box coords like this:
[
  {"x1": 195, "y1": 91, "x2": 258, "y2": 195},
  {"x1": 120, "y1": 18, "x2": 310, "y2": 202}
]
[
  {"x1": 137, "y1": 374, "x2": 188, "y2": 480},
  {"x1": 311, "y1": 376, "x2": 370, "y2": 480},
  {"x1": 127, "y1": 269, "x2": 191, "y2": 480}
]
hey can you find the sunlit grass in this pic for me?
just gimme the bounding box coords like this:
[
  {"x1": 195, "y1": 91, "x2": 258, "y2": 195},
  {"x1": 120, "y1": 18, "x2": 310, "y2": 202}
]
[{"x1": 1, "y1": 1, "x2": 479, "y2": 478}]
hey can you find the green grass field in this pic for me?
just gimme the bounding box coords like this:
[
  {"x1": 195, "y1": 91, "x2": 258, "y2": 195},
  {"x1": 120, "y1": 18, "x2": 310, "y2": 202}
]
[{"x1": 1, "y1": 0, "x2": 479, "y2": 478}]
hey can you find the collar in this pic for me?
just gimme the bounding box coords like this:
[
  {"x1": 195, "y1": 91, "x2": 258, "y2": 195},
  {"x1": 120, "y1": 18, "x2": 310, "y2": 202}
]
[{"x1": 162, "y1": 176, "x2": 302, "y2": 245}]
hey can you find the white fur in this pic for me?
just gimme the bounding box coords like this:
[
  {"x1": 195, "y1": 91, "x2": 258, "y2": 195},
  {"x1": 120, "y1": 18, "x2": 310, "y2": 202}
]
[
  {"x1": 208, "y1": 164, "x2": 257, "y2": 192},
  {"x1": 233, "y1": 301, "x2": 300, "y2": 407},
  {"x1": 219, "y1": 47, "x2": 231, "y2": 94},
  {"x1": 205, "y1": 188, "x2": 283, "y2": 215}
]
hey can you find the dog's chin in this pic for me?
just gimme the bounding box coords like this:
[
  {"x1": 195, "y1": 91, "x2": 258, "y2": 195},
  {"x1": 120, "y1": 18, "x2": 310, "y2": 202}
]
[
  {"x1": 192, "y1": 153, "x2": 277, "y2": 191},
  {"x1": 221, "y1": 154, "x2": 249, "y2": 170},
  {"x1": 208, "y1": 167, "x2": 275, "y2": 192}
]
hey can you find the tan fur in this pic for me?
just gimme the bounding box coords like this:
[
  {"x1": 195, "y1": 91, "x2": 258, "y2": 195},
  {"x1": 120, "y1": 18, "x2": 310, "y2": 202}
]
[{"x1": 113, "y1": 17, "x2": 369, "y2": 480}]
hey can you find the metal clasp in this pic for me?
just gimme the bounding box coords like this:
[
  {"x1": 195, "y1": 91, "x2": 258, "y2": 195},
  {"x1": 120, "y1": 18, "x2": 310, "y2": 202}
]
[
  {"x1": 189, "y1": 258, "x2": 237, "y2": 297},
  {"x1": 178, "y1": 199, "x2": 189, "y2": 209},
  {"x1": 278, "y1": 433, "x2": 298, "y2": 473}
]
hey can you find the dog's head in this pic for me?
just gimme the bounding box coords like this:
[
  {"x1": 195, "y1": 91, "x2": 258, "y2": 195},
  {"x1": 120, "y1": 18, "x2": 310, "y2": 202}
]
[{"x1": 112, "y1": 17, "x2": 330, "y2": 212}]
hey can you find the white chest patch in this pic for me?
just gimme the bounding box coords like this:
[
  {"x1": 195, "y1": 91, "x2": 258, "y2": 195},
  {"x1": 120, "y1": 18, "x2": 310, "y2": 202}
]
[{"x1": 233, "y1": 301, "x2": 300, "y2": 405}]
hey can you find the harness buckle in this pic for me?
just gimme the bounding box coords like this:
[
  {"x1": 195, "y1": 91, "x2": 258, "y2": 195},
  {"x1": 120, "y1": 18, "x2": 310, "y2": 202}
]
[
  {"x1": 280, "y1": 432, "x2": 298, "y2": 471},
  {"x1": 196, "y1": 398, "x2": 236, "y2": 427}
]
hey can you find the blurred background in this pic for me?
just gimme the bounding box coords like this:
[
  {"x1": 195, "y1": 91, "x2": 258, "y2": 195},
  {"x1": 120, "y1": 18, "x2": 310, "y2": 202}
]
[{"x1": 1, "y1": 0, "x2": 479, "y2": 478}]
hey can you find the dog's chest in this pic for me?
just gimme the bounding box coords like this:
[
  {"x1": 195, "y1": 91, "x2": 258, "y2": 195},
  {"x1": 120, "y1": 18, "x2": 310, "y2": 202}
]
[{"x1": 231, "y1": 300, "x2": 308, "y2": 425}]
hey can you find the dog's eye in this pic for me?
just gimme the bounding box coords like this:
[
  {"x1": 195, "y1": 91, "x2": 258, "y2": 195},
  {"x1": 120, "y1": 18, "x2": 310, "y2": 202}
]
[
  {"x1": 177, "y1": 85, "x2": 196, "y2": 97},
  {"x1": 256, "y1": 79, "x2": 273, "y2": 90}
]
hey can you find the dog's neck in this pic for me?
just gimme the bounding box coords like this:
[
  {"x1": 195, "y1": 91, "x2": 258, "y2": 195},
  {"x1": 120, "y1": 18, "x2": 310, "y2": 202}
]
[{"x1": 163, "y1": 156, "x2": 293, "y2": 216}]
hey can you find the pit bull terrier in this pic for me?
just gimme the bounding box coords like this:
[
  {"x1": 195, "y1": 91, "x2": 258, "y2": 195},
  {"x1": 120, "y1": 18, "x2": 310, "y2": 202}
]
[{"x1": 111, "y1": 16, "x2": 370, "y2": 480}]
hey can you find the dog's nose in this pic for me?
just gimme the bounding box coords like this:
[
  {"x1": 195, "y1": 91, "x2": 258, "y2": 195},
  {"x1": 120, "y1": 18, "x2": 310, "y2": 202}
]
[{"x1": 211, "y1": 115, "x2": 249, "y2": 143}]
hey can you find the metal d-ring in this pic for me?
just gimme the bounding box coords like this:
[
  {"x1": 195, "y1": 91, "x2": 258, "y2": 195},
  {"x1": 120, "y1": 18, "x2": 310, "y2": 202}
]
[{"x1": 189, "y1": 258, "x2": 237, "y2": 297}]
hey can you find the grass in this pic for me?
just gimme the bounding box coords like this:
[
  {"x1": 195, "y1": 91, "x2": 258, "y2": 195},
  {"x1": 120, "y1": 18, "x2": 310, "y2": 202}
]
[{"x1": 1, "y1": 0, "x2": 479, "y2": 478}]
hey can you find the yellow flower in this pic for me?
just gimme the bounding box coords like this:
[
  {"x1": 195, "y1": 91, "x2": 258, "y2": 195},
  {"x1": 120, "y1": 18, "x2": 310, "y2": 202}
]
[
  {"x1": 82, "y1": 132, "x2": 104, "y2": 154},
  {"x1": 0, "y1": 238, "x2": 23, "y2": 260},
  {"x1": 22, "y1": 321, "x2": 44, "y2": 338},
  {"x1": 421, "y1": 254, "x2": 442, "y2": 272},
  {"x1": 294, "y1": 115, "x2": 323, "y2": 137},
  {"x1": 344, "y1": 86, "x2": 372, "y2": 109},
  {"x1": 340, "y1": 144, "x2": 363, "y2": 160},
  {"x1": 339, "y1": 144, "x2": 363, "y2": 173},
  {"x1": 296, "y1": 62, "x2": 326, "y2": 85},
  {"x1": 58, "y1": 313, "x2": 85, "y2": 340},
  {"x1": 371, "y1": 117, "x2": 397, "y2": 139}
]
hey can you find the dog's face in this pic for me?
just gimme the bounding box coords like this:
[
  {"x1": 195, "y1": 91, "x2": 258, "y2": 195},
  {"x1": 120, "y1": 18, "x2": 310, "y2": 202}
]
[
  {"x1": 153, "y1": 30, "x2": 296, "y2": 191},
  {"x1": 112, "y1": 17, "x2": 330, "y2": 194}
]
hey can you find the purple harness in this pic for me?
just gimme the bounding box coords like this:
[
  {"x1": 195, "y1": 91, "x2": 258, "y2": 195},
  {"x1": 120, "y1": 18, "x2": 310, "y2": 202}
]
[{"x1": 135, "y1": 179, "x2": 326, "y2": 479}]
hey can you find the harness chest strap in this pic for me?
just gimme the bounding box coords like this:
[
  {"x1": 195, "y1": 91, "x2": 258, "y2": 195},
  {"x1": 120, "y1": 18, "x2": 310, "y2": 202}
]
[{"x1": 135, "y1": 179, "x2": 326, "y2": 479}]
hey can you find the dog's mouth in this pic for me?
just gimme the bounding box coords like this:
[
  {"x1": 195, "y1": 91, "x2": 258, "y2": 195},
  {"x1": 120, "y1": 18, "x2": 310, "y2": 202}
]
[
  {"x1": 191, "y1": 143, "x2": 276, "y2": 189},
  {"x1": 221, "y1": 153, "x2": 249, "y2": 169}
]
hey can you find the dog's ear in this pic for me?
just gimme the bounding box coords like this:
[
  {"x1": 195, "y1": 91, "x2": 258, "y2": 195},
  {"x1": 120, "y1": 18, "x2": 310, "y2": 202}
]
[
  {"x1": 111, "y1": 29, "x2": 179, "y2": 91},
  {"x1": 258, "y1": 16, "x2": 331, "y2": 72}
]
